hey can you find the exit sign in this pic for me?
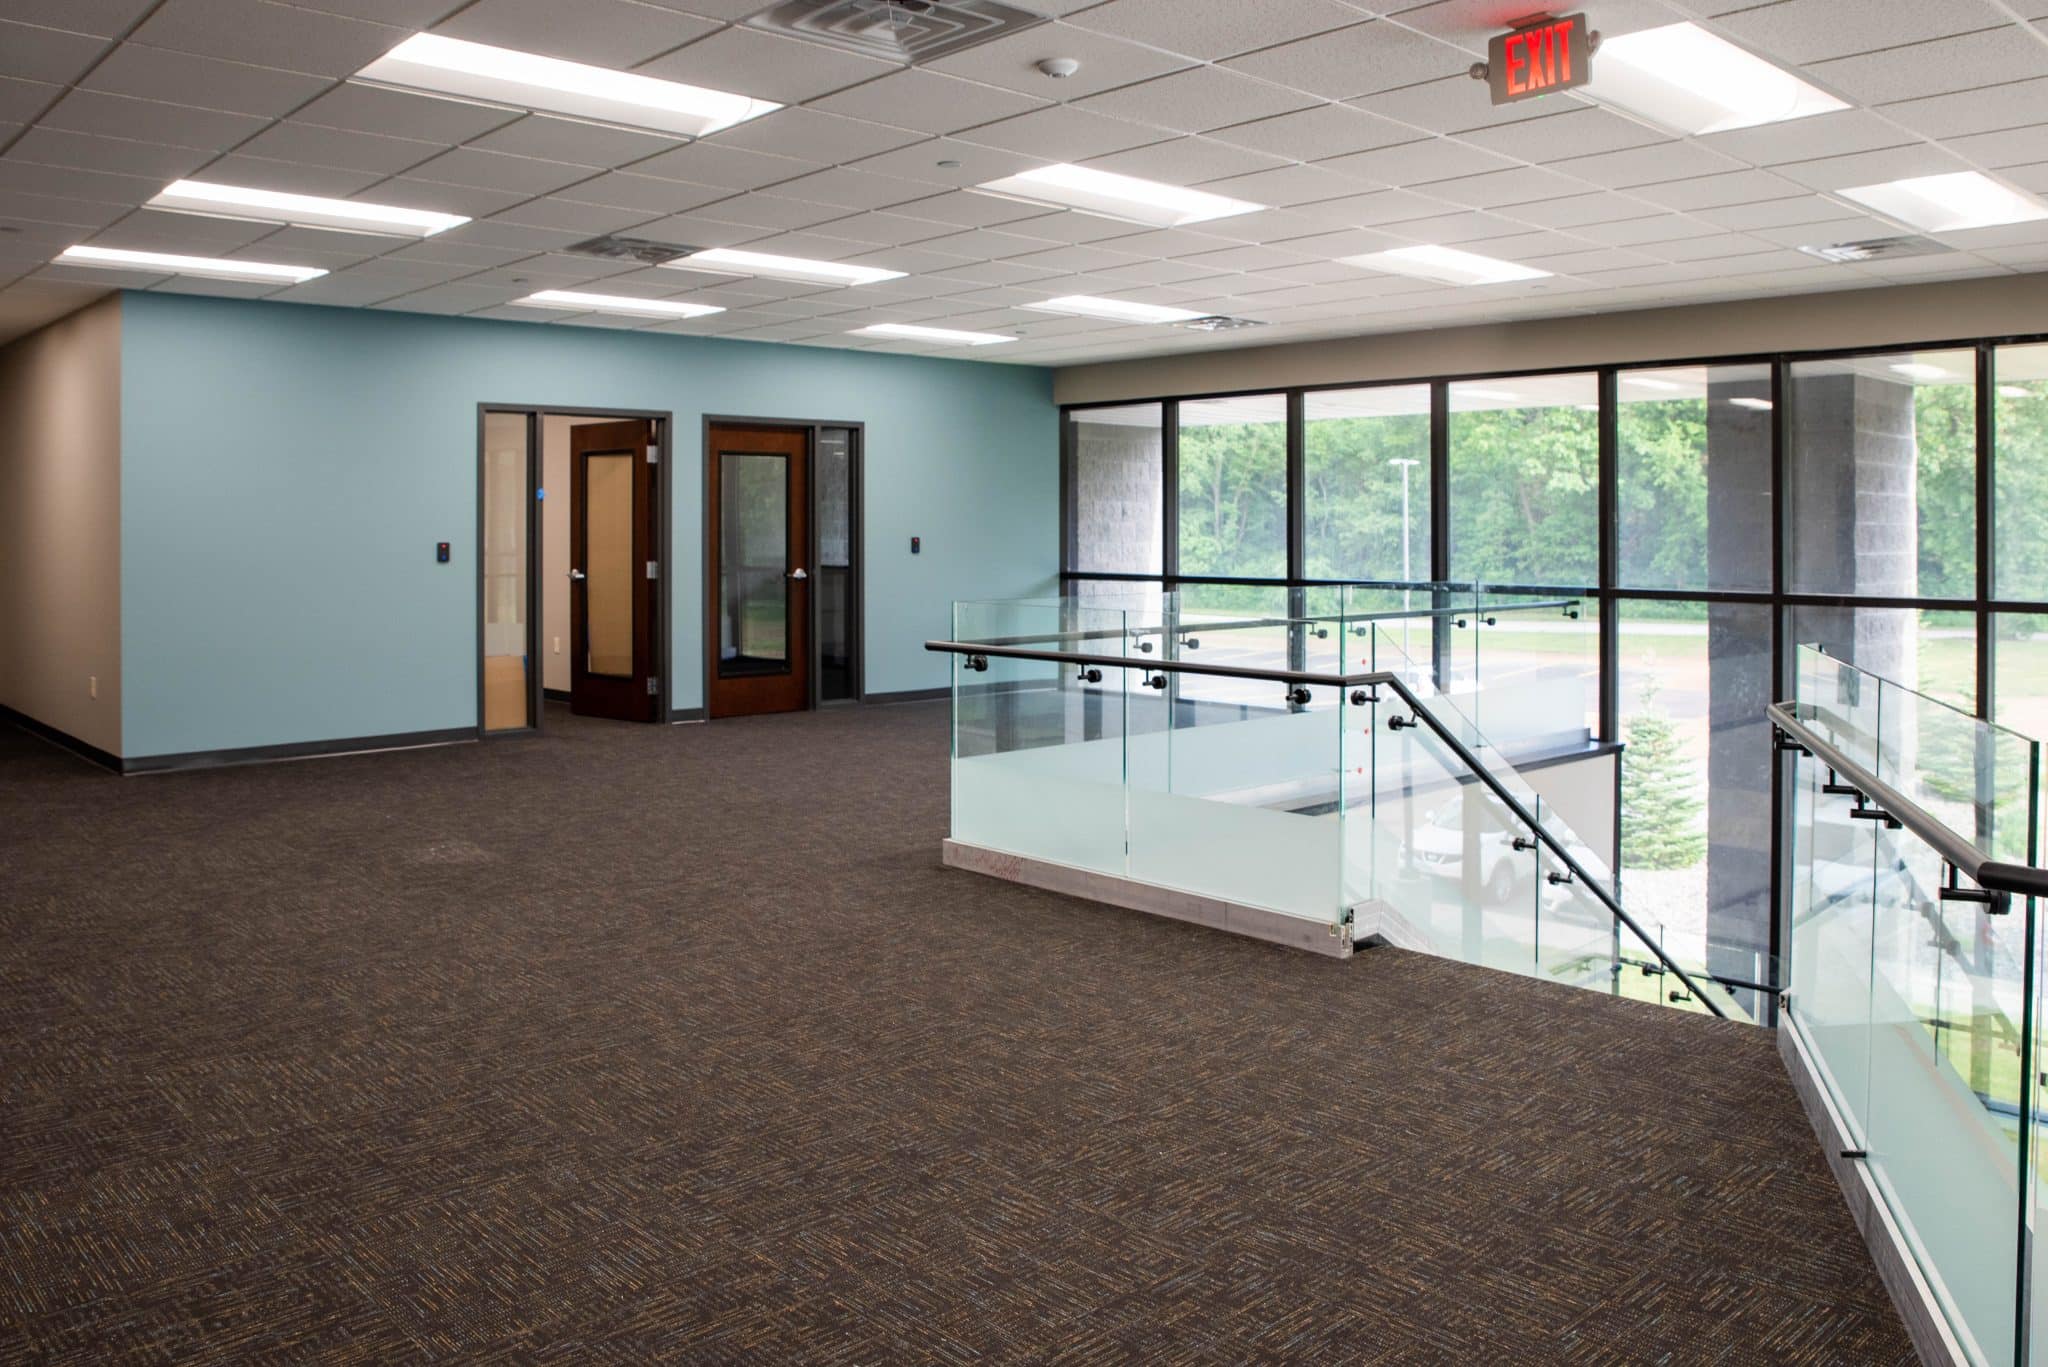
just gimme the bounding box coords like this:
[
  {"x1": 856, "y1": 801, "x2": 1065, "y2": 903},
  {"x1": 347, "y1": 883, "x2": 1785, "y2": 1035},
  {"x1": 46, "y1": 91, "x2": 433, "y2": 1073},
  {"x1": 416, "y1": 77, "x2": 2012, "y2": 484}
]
[{"x1": 1488, "y1": 13, "x2": 1591, "y2": 106}]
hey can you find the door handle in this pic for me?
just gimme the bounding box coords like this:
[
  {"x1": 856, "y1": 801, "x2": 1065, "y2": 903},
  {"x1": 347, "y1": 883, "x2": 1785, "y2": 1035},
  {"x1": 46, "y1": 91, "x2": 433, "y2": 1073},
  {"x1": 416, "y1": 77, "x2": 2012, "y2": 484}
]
[
  {"x1": 568, "y1": 569, "x2": 587, "y2": 581},
  {"x1": 789, "y1": 567, "x2": 808, "y2": 581}
]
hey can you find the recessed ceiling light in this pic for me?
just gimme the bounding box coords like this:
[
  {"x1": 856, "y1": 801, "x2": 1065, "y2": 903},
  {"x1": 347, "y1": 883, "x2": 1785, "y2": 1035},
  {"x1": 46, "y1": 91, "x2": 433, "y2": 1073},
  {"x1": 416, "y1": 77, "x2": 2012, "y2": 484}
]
[
  {"x1": 1840, "y1": 172, "x2": 2048, "y2": 234},
  {"x1": 148, "y1": 179, "x2": 469, "y2": 238},
  {"x1": 1729, "y1": 397, "x2": 1774, "y2": 411},
  {"x1": 354, "y1": 33, "x2": 779, "y2": 139},
  {"x1": 1024, "y1": 295, "x2": 1207, "y2": 325},
  {"x1": 851, "y1": 323, "x2": 1014, "y2": 346},
  {"x1": 57, "y1": 244, "x2": 326, "y2": 284},
  {"x1": 971, "y1": 163, "x2": 1264, "y2": 228},
  {"x1": 664, "y1": 248, "x2": 905, "y2": 287},
  {"x1": 1340, "y1": 245, "x2": 1550, "y2": 287},
  {"x1": 517, "y1": 289, "x2": 724, "y2": 320},
  {"x1": 1583, "y1": 22, "x2": 1847, "y2": 135},
  {"x1": 1891, "y1": 362, "x2": 1953, "y2": 382}
]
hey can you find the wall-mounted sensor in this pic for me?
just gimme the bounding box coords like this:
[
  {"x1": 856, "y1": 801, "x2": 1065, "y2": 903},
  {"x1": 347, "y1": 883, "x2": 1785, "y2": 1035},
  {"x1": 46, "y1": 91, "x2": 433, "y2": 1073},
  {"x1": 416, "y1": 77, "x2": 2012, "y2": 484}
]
[
  {"x1": 911, "y1": 536, "x2": 922, "y2": 555},
  {"x1": 1037, "y1": 57, "x2": 1081, "y2": 78}
]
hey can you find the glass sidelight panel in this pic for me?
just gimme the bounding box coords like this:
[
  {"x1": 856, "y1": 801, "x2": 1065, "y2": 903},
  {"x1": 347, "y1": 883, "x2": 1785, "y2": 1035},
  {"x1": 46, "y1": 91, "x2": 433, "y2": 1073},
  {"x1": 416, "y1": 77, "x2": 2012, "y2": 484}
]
[
  {"x1": 721, "y1": 452, "x2": 790, "y2": 677},
  {"x1": 482, "y1": 411, "x2": 531, "y2": 731},
  {"x1": 584, "y1": 453, "x2": 633, "y2": 677},
  {"x1": 816, "y1": 428, "x2": 855, "y2": 702}
]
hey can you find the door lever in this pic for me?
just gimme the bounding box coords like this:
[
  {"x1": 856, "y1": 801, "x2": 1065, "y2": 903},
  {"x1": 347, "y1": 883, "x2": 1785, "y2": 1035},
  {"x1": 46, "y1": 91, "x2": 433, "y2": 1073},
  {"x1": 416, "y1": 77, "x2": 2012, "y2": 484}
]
[
  {"x1": 567, "y1": 569, "x2": 587, "y2": 581},
  {"x1": 789, "y1": 567, "x2": 809, "y2": 581}
]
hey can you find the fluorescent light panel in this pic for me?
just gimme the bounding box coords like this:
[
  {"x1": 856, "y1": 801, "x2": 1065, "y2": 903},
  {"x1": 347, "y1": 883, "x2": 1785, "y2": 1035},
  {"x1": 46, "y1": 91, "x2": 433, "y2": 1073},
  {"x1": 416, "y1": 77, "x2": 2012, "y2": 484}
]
[
  {"x1": 1025, "y1": 295, "x2": 1207, "y2": 325},
  {"x1": 1341, "y1": 245, "x2": 1550, "y2": 287},
  {"x1": 1840, "y1": 172, "x2": 2048, "y2": 234},
  {"x1": 1585, "y1": 22, "x2": 1846, "y2": 135},
  {"x1": 852, "y1": 323, "x2": 1013, "y2": 346},
  {"x1": 149, "y1": 180, "x2": 468, "y2": 238},
  {"x1": 519, "y1": 289, "x2": 723, "y2": 319},
  {"x1": 665, "y1": 248, "x2": 904, "y2": 287},
  {"x1": 973, "y1": 164, "x2": 1263, "y2": 228},
  {"x1": 355, "y1": 33, "x2": 779, "y2": 139},
  {"x1": 57, "y1": 244, "x2": 325, "y2": 284}
]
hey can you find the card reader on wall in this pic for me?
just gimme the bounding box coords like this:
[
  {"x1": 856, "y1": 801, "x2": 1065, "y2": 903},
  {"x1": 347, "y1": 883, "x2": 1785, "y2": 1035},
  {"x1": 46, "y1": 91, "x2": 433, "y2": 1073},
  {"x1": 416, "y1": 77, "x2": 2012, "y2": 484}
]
[
  {"x1": 436, "y1": 542, "x2": 450, "y2": 564},
  {"x1": 911, "y1": 536, "x2": 921, "y2": 554}
]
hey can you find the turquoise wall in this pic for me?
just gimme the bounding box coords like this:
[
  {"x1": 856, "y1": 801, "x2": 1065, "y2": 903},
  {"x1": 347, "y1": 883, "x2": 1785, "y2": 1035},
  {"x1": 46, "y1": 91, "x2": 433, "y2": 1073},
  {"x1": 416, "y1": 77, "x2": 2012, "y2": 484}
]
[{"x1": 119, "y1": 291, "x2": 1057, "y2": 758}]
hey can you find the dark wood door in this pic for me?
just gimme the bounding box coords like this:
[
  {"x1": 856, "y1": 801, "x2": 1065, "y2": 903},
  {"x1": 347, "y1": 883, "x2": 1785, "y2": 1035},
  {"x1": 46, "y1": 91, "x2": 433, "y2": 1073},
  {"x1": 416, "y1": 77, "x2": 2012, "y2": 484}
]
[
  {"x1": 570, "y1": 419, "x2": 659, "y2": 722},
  {"x1": 708, "y1": 425, "x2": 809, "y2": 718}
]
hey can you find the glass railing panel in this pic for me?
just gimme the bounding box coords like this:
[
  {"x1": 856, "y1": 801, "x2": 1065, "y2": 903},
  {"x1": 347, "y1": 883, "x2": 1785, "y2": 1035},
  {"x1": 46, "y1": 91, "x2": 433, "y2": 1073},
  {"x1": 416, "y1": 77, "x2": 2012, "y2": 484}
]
[
  {"x1": 1787, "y1": 744, "x2": 1881, "y2": 1140},
  {"x1": 1124, "y1": 648, "x2": 1347, "y2": 926},
  {"x1": 1533, "y1": 836, "x2": 1624, "y2": 999},
  {"x1": 1871, "y1": 669, "x2": 2041, "y2": 871},
  {"x1": 1157, "y1": 583, "x2": 1296, "y2": 714},
  {"x1": 949, "y1": 598, "x2": 1130, "y2": 879},
  {"x1": 1794, "y1": 643, "x2": 1881, "y2": 769},
  {"x1": 1371, "y1": 623, "x2": 1616, "y2": 892},
  {"x1": 1473, "y1": 589, "x2": 1599, "y2": 750},
  {"x1": 1861, "y1": 811, "x2": 2024, "y2": 1366}
]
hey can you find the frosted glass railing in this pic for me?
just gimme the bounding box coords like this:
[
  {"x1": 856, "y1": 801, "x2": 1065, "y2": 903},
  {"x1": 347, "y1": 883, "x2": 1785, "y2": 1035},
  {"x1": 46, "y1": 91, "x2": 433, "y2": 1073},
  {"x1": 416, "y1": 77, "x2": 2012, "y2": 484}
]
[{"x1": 1778, "y1": 646, "x2": 2045, "y2": 1365}]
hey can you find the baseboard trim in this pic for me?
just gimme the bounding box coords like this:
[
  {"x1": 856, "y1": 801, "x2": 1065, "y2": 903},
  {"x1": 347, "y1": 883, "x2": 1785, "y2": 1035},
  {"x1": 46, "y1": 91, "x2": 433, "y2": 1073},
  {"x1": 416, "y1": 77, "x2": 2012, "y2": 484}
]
[
  {"x1": 866, "y1": 686, "x2": 950, "y2": 705},
  {"x1": 1778, "y1": 1008, "x2": 1970, "y2": 1367},
  {"x1": 942, "y1": 839, "x2": 1352, "y2": 958},
  {"x1": 543, "y1": 687, "x2": 570, "y2": 702},
  {"x1": 123, "y1": 727, "x2": 476, "y2": 775},
  {"x1": 0, "y1": 704, "x2": 122, "y2": 773}
]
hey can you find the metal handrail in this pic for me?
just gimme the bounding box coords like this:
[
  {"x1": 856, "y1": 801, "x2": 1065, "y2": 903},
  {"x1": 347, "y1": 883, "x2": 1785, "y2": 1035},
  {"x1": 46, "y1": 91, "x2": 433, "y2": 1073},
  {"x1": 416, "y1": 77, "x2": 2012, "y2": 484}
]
[
  {"x1": 1770, "y1": 701, "x2": 2048, "y2": 902},
  {"x1": 926, "y1": 637, "x2": 1728, "y2": 1017},
  {"x1": 954, "y1": 598, "x2": 1581, "y2": 651}
]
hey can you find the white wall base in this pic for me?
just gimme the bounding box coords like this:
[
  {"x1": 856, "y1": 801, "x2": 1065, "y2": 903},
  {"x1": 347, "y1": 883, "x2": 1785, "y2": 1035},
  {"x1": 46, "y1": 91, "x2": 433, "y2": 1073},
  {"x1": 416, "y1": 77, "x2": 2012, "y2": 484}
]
[{"x1": 942, "y1": 840, "x2": 1353, "y2": 959}]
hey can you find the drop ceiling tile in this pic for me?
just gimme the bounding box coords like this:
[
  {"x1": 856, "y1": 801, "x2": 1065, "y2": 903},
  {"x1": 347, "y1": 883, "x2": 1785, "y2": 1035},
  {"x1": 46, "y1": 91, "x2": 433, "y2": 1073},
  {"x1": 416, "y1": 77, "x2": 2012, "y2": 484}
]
[
  {"x1": 630, "y1": 140, "x2": 820, "y2": 190},
  {"x1": 1346, "y1": 73, "x2": 1569, "y2": 137},
  {"x1": 1946, "y1": 125, "x2": 2048, "y2": 168},
  {"x1": 1710, "y1": 0, "x2": 2015, "y2": 65},
  {"x1": 915, "y1": 225, "x2": 1069, "y2": 259},
  {"x1": 977, "y1": 209, "x2": 1146, "y2": 244},
  {"x1": 1454, "y1": 106, "x2": 1668, "y2": 161},
  {"x1": 1082, "y1": 136, "x2": 1290, "y2": 186},
  {"x1": 1265, "y1": 226, "x2": 1405, "y2": 258},
  {"x1": 0, "y1": 0, "x2": 157, "y2": 38},
  {"x1": 637, "y1": 25, "x2": 902, "y2": 105},
  {"x1": 1192, "y1": 162, "x2": 1371, "y2": 208},
  {"x1": 1283, "y1": 187, "x2": 1456, "y2": 227},
  {"x1": 844, "y1": 137, "x2": 1047, "y2": 187},
  {"x1": 1693, "y1": 194, "x2": 1860, "y2": 231},
  {"x1": 273, "y1": 272, "x2": 417, "y2": 304},
  {"x1": 1374, "y1": 207, "x2": 1526, "y2": 243},
  {"x1": 406, "y1": 147, "x2": 600, "y2": 195},
  {"x1": 381, "y1": 238, "x2": 533, "y2": 267},
  {"x1": 1772, "y1": 143, "x2": 1974, "y2": 192},
  {"x1": 286, "y1": 0, "x2": 470, "y2": 23},
  {"x1": 1633, "y1": 169, "x2": 1811, "y2": 211},
  {"x1": 129, "y1": 0, "x2": 409, "y2": 78},
  {"x1": 1747, "y1": 214, "x2": 1904, "y2": 248},
  {"x1": 1694, "y1": 109, "x2": 1913, "y2": 167},
  {"x1": 196, "y1": 153, "x2": 389, "y2": 196},
  {"x1": 236, "y1": 121, "x2": 445, "y2": 175},
  {"x1": 232, "y1": 225, "x2": 399, "y2": 263},
  {"x1": 1390, "y1": 0, "x2": 1689, "y2": 44},
  {"x1": 1424, "y1": 164, "x2": 1591, "y2": 208},
  {"x1": 488, "y1": 197, "x2": 664, "y2": 235},
  {"x1": 1568, "y1": 214, "x2": 1726, "y2": 246},
  {"x1": 1314, "y1": 136, "x2": 1520, "y2": 189},
  {"x1": 0, "y1": 21, "x2": 112, "y2": 86},
  {"x1": 924, "y1": 24, "x2": 1193, "y2": 100},
  {"x1": 94, "y1": 206, "x2": 277, "y2": 247},
  {"x1": 710, "y1": 108, "x2": 927, "y2": 164},
  {"x1": 954, "y1": 104, "x2": 1166, "y2": 162},
  {"x1": 1076, "y1": 67, "x2": 1320, "y2": 136},
  {"x1": 621, "y1": 211, "x2": 772, "y2": 248},
  {"x1": 1500, "y1": 190, "x2": 1660, "y2": 228},
  {"x1": 294, "y1": 83, "x2": 522, "y2": 144},
  {"x1": 0, "y1": 77, "x2": 60, "y2": 125},
  {"x1": 1065, "y1": 0, "x2": 1360, "y2": 59},
  {"x1": 40, "y1": 88, "x2": 270, "y2": 151},
  {"x1": 807, "y1": 70, "x2": 1048, "y2": 136},
  {"x1": 376, "y1": 177, "x2": 531, "y2": 217},
  {"x1": 760, "y1": 167, "x2": 936, "y2": 211},
  {"x1": 887, "y1": 189, "x2": 1054, "y2": 228},
  {"x1": 82, "y1": 48, "x2": 325, "y2": 126},
  {"x1": 4, "y1": 127, "x2": 210, "y2": 181},
  {"x1": 1813, "y1": 28, "x2": 2048, "y2": 107},
  {"x1": 800, "y1": 211, "x2": 964, "y2": 246},
  {"x1": 431, "y1": 0, "x2": 716, "y2": 68},
  {"x1": 1878, "y1": 77, "x2": 2048, "y2": 140},
  {"x1": 694, "y1": 193, "x2": 851, "y2": 231},
  {"x1": 1552, "y1": 140, "x2": 1748, "y2": 189},
  {"x1": 1223, "y1": 20, "x2": 1470, "y2": 101},
  {"x1": 465, "y1": 115, "x2": 681, "y2": 168}
]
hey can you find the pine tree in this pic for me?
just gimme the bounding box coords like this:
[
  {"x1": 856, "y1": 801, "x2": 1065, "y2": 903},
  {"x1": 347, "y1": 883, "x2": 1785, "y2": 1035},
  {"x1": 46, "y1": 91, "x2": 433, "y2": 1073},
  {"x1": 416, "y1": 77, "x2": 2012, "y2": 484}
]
[{"x1": 1622, "y1": 684, "x2": 1708, "y2": 870}]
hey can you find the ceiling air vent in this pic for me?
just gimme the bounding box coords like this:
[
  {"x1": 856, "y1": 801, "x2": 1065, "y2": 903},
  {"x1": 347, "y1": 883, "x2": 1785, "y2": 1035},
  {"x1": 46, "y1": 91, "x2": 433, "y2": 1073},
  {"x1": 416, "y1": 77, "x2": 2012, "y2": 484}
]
[
  {"x1": 745, "y1": 0, "x2": 1048, "y2": 64},
  {"x1": 565, "y1": 234, "x2": 699, "y2": 266},
  {"x1": 1798, "y1": 235, "x2": 1955, "y2": 264},
  {"x1": 1178, "y1": 315, "x2": 1268, "y2": 333}
]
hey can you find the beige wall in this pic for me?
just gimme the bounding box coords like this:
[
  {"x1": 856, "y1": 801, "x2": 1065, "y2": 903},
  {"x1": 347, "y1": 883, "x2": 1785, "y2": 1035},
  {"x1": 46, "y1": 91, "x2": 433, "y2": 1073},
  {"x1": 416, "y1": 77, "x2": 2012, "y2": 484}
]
[
  {"x1": 1054, "y1": 271, "x2": 2048, "y2": 405},
  {"x1": 0, "y1": 295, "x2": 122, "y2": 756}
]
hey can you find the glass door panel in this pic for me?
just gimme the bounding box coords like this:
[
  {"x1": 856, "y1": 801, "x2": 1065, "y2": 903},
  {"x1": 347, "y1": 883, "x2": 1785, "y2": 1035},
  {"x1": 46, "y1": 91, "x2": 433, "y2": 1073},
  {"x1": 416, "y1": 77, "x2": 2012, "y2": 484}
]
[
  {"x1": 584, "y1": 453, "x2": 633, "y2": 677},
  {"x1": 481, "y1": 411, "x2": 532, "y2": 732},
  {"x1": 720, "y1": 452, "x2": 790, "y2": 678}
]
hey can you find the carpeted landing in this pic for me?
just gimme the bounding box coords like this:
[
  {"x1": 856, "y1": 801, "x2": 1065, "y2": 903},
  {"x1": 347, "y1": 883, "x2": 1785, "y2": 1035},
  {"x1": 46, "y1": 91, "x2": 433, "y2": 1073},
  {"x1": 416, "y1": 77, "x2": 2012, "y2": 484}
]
[{"x1": 0, "y1": 703, "x2": 1911, "y2": 1364}]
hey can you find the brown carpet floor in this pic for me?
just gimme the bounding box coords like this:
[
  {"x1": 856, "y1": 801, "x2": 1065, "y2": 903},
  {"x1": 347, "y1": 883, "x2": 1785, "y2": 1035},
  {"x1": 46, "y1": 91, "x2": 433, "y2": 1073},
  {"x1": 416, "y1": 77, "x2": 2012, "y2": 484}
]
[{"x1": 0, "y1": 703, "x2": 1910, "y2": 1364}]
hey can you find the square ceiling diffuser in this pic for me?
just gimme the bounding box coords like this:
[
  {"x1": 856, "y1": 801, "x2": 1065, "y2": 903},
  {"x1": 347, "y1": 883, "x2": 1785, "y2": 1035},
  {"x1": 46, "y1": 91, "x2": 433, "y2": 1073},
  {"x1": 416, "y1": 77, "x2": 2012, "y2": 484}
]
[{"x1": 745, "y1": 0, "x2": 1048, "y2": 63}]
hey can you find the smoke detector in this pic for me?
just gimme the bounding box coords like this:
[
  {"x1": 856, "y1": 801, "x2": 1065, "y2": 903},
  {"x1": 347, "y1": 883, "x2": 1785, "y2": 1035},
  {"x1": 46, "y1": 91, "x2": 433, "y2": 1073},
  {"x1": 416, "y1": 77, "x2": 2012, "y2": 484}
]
[{"x1": 1037, "y1": 56, "x2": 1080, "y2": 78}]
